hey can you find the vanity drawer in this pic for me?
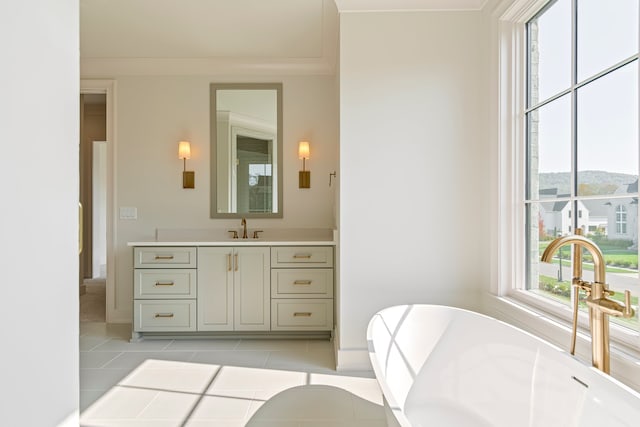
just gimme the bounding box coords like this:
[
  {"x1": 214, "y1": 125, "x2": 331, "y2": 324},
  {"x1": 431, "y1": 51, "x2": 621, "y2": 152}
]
[
  {"x1": 134, "y1": 300, "x2": 196, "y2": 332},
  {"x1": 134, "y1": 247, "x2": 197, "y2": 268},
  {"x1": 271, "y1": 246, "x2": 333, "y2": 268},
  {"x1": 271, "y1": 269, "x2": 333, "y2": 298},
  {"x1": 134, "y1": 269, "x2": 196, "y2": 299},
  {"x1": 271, "y1": 299, "x2": 333, "y2": 331}
]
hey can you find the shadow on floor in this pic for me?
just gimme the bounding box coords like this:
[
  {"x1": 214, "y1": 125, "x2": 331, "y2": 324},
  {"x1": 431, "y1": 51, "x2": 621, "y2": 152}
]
[{"x1": 246, "y1": 384, "x2": 386, "y2": 426}]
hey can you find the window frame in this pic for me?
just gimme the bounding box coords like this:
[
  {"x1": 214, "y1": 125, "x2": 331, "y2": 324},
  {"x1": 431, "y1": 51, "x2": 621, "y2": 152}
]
[{"x1": 496, "y1": 0, "x2": 640, "y2": 351}]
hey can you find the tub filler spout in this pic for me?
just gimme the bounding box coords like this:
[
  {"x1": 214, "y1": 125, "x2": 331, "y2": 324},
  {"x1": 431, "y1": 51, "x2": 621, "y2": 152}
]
[{"x1": 541, "y1": 230, "x2": 635, "y2": 374}]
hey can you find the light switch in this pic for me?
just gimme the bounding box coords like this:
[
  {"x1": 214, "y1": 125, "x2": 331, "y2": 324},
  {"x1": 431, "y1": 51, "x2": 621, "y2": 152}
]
[{"x1": 119, "y1": 207, "x2": 137, "y2": 220}]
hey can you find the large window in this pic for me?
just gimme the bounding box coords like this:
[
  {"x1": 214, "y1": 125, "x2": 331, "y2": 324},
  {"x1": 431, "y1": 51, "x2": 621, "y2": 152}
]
[{"x1": 523, "y1": 0, "x2": 639, "y2": 331}]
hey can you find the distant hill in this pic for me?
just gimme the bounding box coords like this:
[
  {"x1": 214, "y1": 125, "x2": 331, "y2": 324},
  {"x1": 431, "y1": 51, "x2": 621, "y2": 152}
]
[{"x1": 539, "y1": 171, "x2": 638, "y2": 195}]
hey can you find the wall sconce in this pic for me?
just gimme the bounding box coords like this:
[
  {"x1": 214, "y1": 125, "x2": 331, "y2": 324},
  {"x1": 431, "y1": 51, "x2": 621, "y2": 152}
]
[
  {"x1": 298, "y1": 141, "x2": 310, "y2": 188},
  {"x1": 178, "y1": 141, "x2": 194, "y2": 189}
]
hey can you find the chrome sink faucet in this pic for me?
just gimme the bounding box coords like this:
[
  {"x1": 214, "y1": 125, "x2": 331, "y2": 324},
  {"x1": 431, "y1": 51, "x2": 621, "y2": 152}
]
[
  {"x1": 541, "y1": 229, "x2": 634, "y2": 374},
  {"x1": 241, "y1": 218, "x2": 248, "y2": 239}
]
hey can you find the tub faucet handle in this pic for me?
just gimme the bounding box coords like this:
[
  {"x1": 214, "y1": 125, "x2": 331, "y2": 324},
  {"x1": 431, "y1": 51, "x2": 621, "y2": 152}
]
[{"x1": 623, "y1": 290, "x2": 634, "y2": 317}]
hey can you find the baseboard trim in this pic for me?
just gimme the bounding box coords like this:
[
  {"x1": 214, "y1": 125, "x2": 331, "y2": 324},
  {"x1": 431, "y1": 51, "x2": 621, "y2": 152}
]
[{"x1": 336, "y1": 347, "x2": 372, "y2": 371}]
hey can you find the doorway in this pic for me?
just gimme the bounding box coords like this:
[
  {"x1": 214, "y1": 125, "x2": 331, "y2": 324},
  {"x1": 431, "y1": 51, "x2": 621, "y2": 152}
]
[{"x1": 79, "y1": 93, "x2": 107, "y2": 322}]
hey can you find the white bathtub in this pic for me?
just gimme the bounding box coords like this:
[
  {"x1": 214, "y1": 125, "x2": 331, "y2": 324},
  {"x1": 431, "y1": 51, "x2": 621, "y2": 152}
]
[{"x1": 367, "y1": 304, "x2": 640, "y2": 427}]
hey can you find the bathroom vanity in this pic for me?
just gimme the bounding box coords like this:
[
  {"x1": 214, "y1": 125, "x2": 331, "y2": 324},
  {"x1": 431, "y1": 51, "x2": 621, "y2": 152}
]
[{"x1": 128, "y1": 235, "x2": 335, "y2": 341}]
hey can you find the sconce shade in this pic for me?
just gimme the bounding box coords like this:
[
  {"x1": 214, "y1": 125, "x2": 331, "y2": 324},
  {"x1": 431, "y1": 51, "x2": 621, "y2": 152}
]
[
  {"x1": 298, "y1": 140, "x2": 311, "y2": 189},
  {"x1": 178, "y1": 140, "x2": 194, "y2": 189},
  {"x1": 298, "y1": 141, "x2": 310, "y2": 159},
  {"x1": 178, "y1": 141, "x2": 191, "y2": 159}
]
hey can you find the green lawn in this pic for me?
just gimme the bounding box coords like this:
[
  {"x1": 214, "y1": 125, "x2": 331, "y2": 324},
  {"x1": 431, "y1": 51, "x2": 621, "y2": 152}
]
[{"x1": 538, "y1": 241, "x2": 638, "y2": 271}]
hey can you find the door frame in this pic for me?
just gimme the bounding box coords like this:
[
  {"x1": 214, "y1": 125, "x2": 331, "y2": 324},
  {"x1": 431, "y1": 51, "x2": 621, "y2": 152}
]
[{"x1": 81, "y1": 80, "x2": 116, "y2": 322}]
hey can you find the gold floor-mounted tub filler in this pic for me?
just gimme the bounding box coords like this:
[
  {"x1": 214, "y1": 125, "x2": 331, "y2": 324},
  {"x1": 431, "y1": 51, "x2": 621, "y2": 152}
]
[{"x1": 541, "y1": 229, "x2": 635, "y2": 374}]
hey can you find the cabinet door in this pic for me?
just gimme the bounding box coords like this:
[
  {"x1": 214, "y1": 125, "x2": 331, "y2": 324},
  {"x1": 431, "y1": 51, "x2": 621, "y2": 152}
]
[
  {"x1": 234, "y1": 247, "x2": 270, "y2": 331},
  {"x1": 197, "y1": 247, "x2": 233, "y2": 331}
]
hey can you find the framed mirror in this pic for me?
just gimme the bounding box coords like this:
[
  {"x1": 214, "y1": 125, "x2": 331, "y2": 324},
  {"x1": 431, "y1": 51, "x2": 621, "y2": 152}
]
[{"x1": 210, "y1": 83, "x2": 283, "y2": 218}]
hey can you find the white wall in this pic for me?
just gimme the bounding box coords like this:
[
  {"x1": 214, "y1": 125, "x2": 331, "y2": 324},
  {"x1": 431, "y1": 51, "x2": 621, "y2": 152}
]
[
  {"x1": 110, "y1": 75, "x2": 338, "y2": 322},
  {"x1": 0, "y1": 0, "x2": 79, "y2": 425},
  {"x1": 337, "y1": 10, "x2": 491, "y2": 368}
]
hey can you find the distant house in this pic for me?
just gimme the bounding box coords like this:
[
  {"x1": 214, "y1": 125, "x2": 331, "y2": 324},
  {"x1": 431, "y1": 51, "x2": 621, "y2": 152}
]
[
  {"x1": 582, "y1": 199, "x2": 609, "y2": 235},
  {"x1": 606, "y1": 179, "x2": 638, "y2": 246},
  {"x1": 538, "y1": 180, "x2": 638, "y2": 244},
  {"x1": 540, "y1": 195, "x2": 589, "y2": 237}
]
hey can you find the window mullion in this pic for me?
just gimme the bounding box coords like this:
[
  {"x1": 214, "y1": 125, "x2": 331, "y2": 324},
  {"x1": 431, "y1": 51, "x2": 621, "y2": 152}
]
[{"x1": 570, "y1": 0, "x2": 577, "y2": 208}]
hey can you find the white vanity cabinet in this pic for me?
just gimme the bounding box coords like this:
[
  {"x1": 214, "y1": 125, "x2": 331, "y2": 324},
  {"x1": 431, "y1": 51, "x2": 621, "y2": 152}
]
[
  {"x1": 197, "y1": 246, "x2": 270, "y2": 331},
  {"x1": 270, "y1": 246, "x2": 334, "y2": 331},
  {"x1": 133, "y1": 247, "x2": 197, "y2": 332},
  {"x1": 130, "y1": 241, "x2": 334, "y2": 338}
]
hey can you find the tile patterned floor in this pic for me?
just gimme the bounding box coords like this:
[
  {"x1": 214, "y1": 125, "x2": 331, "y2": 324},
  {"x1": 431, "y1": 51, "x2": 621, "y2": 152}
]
[{"x1": 80, "y1": 322, "x2": 387, "y2": 427}]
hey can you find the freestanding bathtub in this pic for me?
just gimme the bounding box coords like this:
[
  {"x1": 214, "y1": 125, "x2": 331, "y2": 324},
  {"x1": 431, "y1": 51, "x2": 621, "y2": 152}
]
[{"x1": 367, "y1": 304, "x2": 640, "y2": 427}]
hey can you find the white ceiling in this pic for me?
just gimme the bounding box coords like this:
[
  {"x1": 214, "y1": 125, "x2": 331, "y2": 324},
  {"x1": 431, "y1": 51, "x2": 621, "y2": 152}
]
[{"x1": 80, "y1": 0, "x2": 487, "y2": 76}]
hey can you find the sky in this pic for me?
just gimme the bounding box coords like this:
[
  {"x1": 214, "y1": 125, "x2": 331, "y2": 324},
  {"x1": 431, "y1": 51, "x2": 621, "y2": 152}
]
[{"x1": 533, "y1": 0, "x2": 639, "y2": 176}]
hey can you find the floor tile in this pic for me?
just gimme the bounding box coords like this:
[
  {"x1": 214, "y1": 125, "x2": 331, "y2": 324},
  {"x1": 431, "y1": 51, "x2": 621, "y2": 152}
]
[
  {"x1": 119, "y1": 362, "x2": 219, "y2": 394},
  {"x1": 184, "y1": 420, "x2": 249, "y2": 427},
  {"x1": 80, "y1": 385, "x2": 158, "y2": 420},
  {"x1": 188, "y1": 393, "x2": 254, "y2": 420},
  {"x1": 307, "y1": 339, "x2": 334, "y2": 351},
  {"x1": 81, "y1": 420, "x2": 182, "y2": 427},
  {"x1": 165, "y1": 338, "x2": 240, "y2": 351},
  {"x1": 78, "y1": 324, "x2": 385, "y2": 426},
  {"x1": 80, "y1": 389, "x2": 109, "y2": 412},
  {"x1": 265, "y1": 349, "x2": 335, "y2": 371},
  {"x1": 209, "y1": 365, "x2": 307, "y2": 392},
  {"x1": 236, "y1": 339, "x2": 309, "y2": 351},
  {"x1": 80, "y1": 335, "x2": 111, "y2": 351},
  {"x1": 80, "y1": 368, "x2": 131, "y2": 391},
  {"x1": 137, "y1": 389, "x2": 201, "y2": 420},
  {"x1": 102, "y1": 351, "x2": 195, "y2": 370},
  {"x1": 329, "y1": 369, "x2": 376, "y2": 379},
  {"x1": 190, "y1": 350, "x2": 270, "y2": 368},
  {"x1": 246, "y1": 421, "x2": 300, "y2": 427},
  {"x1": 92, "y1": 338, "x2": 173, "y2": 352},
  {"x1": 80, "y1": 351, "x2": 122, "y2": 369},
  {"x1": 300, "y1": 421, "x2": 388, "y2": 427}
]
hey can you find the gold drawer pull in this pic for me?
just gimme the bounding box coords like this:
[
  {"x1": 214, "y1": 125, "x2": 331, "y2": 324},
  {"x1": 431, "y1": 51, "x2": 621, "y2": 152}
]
[
  {"x1": 155, "y1": 281, "x2": 175, "y2": 286},
  {"x1": 293, "y1": 280, "x2": 312, "y2": 285},
  {"x1": 155, "y1": 313, "x2": 174, "y2": 318},
  {"x1": 294, "y1": 312, "x2": 312, "y2": 317},
  {"x1": 155, "y1": 255, "x2": 175, "y2": 260},
  {"x1": 293, "y1": 254, "x2": 312, "y2": 259}
]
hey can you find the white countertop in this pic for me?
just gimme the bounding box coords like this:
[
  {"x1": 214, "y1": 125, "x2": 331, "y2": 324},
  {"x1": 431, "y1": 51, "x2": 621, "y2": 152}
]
[
  {"x1": 127, "y1": 240, "x2": 336, "y2": 247},
  {"x1": 128, "y1": 228, "x2": 338, "y2": 247}
]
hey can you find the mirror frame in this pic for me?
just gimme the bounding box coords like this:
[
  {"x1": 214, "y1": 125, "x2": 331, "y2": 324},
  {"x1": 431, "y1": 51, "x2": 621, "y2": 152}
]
[{"x1": 210, "y1": 83, "x2": 283, "y2": 218}]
